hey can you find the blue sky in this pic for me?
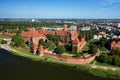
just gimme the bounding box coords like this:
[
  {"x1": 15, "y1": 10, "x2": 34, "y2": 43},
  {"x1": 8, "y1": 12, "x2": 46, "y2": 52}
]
[{"x1": 0, "y1": 0, "x2": 120, "y2": 19}]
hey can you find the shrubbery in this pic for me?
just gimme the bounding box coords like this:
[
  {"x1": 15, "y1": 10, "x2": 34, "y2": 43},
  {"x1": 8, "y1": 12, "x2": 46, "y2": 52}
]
[{"x1": 97, "y1": 48, "x2": 120, "y2": 66}]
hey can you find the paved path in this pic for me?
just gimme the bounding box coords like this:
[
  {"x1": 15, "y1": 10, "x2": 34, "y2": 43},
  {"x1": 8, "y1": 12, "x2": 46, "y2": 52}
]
[{"x1": 0, "y1": 44, "x2": 120, "y2": 71}]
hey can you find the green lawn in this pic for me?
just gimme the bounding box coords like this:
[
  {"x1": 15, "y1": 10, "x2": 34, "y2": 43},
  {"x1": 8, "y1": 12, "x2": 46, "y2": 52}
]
[
  {"x1": 95, "y1": 61, "x2": 120, "y2": 68},
  {"x1": 62, "y1": 52, "x2": 75, "y2": 57},
  {"x1": 0, "y1": 35, "x2": 9, "y2": 38},
  {"x1": 10, "y1": 45, "x2": 34, "y2": 55}
]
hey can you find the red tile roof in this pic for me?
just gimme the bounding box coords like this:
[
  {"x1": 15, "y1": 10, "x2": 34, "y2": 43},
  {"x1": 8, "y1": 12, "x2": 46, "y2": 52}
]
[
  {"x1": 72, "y1": 38, "x2": 80, "y2": 44},
  {"x1": 55, "y1": 30, "x2": 68, "y2": 36},
  {"x1": 21, "y1": 31, "x2": 45, "y2": 38},
  {"x1": 4, "y1": 33, "x2": 15, "y2": 37}
]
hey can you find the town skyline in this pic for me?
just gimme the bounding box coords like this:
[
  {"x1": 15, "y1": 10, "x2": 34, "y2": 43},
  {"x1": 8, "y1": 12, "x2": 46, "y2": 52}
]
[{"x1": 0, "y1": 0, "x2": 120, "y2": 19}]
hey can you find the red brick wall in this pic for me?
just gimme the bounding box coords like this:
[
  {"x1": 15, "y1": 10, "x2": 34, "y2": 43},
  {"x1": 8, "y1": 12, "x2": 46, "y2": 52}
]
[
  {"x1": 44, "y1": 52, "x2": 97, "y2": 64},
  {"x1": 111, "y1": 41, "x2": 120, "y2": 50}
]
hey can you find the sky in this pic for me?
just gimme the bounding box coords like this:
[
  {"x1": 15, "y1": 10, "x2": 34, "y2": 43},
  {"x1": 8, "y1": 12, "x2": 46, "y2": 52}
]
[{"x1": 0, "y1": 0, "x2": 120, "y2": 19}]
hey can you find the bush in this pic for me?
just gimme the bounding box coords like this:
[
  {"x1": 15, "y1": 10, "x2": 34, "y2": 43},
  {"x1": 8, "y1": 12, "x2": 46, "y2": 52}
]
[
  {"x1": 97, "y1": 53, "x2": 113, "y2": 64},
  {"x1": 99, "y1": 47, "x2": 108, "y2": 51},
  {"x1": 1, "y1": 39, "x2": 7, "y2": 44},
  {"x1": 54, "y1": 46, "x2": 65, "y2": 54},
  {"x1": 12, "y1": 35, "x2": 26, "y2": 47},
  {"x1": 112, "y1": 55, "x2": 120, "y2": 66}
]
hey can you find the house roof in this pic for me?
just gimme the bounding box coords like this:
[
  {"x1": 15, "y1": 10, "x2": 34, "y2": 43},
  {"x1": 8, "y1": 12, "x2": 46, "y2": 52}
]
[
  {"x1": 55, "y1": 30, "x2": 68, "y2": 36},
  {"x1": 21, "y1": 31, "x2": 45, "y2": 38},
  {"x1": 72, "y1": 38, "x2": 80, "y2": 44}
]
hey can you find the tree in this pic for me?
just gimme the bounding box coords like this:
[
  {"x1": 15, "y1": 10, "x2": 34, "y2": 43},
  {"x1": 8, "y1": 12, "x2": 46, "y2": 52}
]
[
  {"x1": 54, "y1": 46, "x2": 65, "y2": 54},
  {"x1": 52, "y1": 35, "x2": 61, "y2": 43},
  {"x1": 46, "y1": 34, "x2": 53, "y2": 41},
  {"x1": 112, "y1": 55, "x2": 120, "y2": 66},
  {"x1": 90, "y1": 44, "x2": 98, "y2": 54},
  {"x1": 64, "y1": 44, "x2": 72, "y2": 51},
  {"x1": 39, "y1": 39, "x2": 45, "y2": 46},
  {"x1": 46, "y1": 42, "x2": 55, "y2": 51},
  {"x1": 12, "y1": 35, "x2": 26, "y2": 47},
  {"x1": 97, "y1": 53, "x2": 112, "y2": 64},
  {"x1": 78, "y1": 32, "x2": 83, "y2": 40},
  {"x1": 46, "y1": 34, "x2": 61, "y2": 44},
  {"x1": 110, "y1": 49, "x2": 120, "y2": 56},
  {"x1": 29, "y1": 40, "x2": 33, "y2": 48},
  {"x1": 99, "y1": 37, "x2": 107, "y2": 47},
  {"x1": 1, "y1": 39, "x2": 7, "y2": 44}
]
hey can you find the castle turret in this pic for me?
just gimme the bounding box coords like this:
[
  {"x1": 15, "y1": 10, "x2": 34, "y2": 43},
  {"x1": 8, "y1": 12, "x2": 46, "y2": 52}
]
[
  {"x1": 39, "y1": 45, "x2": 44, "y2": 56},
  {"x1": 72, "y1": 38, "x2": 80, "y2": 53},
  {"x1": 41, "y1": 27, "x2": 45, "y2": 31},
  {"x1": 63, "y1": 24, "x2": 67, "y2": 31},
  {"x1": 33, "y1": 43, "x2": 38, "y2": 54}
]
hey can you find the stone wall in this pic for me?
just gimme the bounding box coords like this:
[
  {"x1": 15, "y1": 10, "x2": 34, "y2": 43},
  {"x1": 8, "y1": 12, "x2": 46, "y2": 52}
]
[{"x1": 44, "y1": 52, "x2": 97, "y2": 64}]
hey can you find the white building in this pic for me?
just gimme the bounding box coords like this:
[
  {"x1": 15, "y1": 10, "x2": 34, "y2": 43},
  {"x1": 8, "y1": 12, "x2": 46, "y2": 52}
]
[
  {"x1": 93, "y1": 35, "x2": 102, "y2": 40},
  {"x1": 80, "y1": 27, "x2": 91, "y2": 31},
  {"x1": 118, "y1": 23, "x2": 120, "y2": 28},
  {"x1": 68, "y1": 25, "x2": 77, "y2": 30}
]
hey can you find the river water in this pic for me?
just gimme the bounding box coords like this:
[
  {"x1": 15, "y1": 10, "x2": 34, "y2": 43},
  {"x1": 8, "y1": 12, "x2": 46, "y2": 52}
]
[{"x1": 0, "y1": 49, "x2": 115, "y2": 80}]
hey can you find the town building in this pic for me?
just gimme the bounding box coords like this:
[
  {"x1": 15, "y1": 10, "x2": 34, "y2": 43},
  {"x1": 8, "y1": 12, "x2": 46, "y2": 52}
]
[{"x1": 111, "y1": 39, "x2": 120, "y2": 50}]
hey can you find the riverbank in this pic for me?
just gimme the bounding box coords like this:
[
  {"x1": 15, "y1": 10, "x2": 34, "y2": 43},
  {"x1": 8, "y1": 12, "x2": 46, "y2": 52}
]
[{"x1": 0, "y1": 44, "x2": 120, "y2": 80}]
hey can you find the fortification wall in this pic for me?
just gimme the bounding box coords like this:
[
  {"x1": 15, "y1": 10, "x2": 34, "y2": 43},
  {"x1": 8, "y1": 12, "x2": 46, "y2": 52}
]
[{"x1": 44, "y1": 52, "x2": 97, "y2": 64}]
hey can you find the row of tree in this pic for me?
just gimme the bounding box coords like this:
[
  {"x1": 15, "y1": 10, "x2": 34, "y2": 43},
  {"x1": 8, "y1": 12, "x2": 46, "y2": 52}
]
[
  {"x1": 0, "y1": 21, "x2": 72, "y2": 32},
  {"x1": 97, "y1": 48, "x2": 120, "y2": 66},
  {"x1": 78, "y1": 29, "x2": 99, "y2": 41}
]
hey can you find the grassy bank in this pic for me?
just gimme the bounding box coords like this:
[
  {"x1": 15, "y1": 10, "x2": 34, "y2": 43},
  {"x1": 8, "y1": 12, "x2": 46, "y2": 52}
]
[{"x1": 9, "y1": 46, "x2": 120, "y2": 80}]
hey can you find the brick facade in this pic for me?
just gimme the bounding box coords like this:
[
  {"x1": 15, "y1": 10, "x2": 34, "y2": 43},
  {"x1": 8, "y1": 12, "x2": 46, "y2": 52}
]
[
  {"x1": 43, "y1": 52, "x2": 98, "y2": 64},
  {"x1": 111, "y1": 39, "x2": 120, "y2": 50}
]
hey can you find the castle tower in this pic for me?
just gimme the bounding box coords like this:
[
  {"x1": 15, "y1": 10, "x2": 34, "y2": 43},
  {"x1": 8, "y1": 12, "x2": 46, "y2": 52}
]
[
  {"x1": 41, "y1": 27, "x2": 45, "y2": 31},
  {"x1": 72, "y1": 38, "x2": 80, "y2": 53},
  {"x1": 39, "y1": 45, "x2": 44, "y2": 56},
  {"x1": 63, "y1": 24, "x2": 67, "y2": 31},
  {"x1": 33, "y1": 43, "x2": 38, "y2": 54}
]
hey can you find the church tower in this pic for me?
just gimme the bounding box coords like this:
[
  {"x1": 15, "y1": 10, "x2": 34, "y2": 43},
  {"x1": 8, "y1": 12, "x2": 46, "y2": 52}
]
[{"x1": 63, "y1": 24, "x2": 67, "y2": 31}]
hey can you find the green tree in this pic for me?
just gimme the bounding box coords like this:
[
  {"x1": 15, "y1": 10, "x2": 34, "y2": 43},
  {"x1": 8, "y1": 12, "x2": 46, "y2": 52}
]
[
  {"x1": 112, "y1": 55, "x2": 120, "y2": 66},
  {"x1": 46, "y1": 42, "x2": 55, "y2": 51},
  {"x1": 110, "y1": 49, "x2": 120, "y2": 56},
  {"x1": 1, "y1": 39, "x2": 7, "y2": 44},
  {"x1": 39, "y1": 39, "x2": 45, "y2": 46},
  {"x1": 97, "y1": 53, "x2": 113, "y2": 64},
  {"x1": 99, "y1": 37, "x2": 107, "y2": 47},
  {"x1": 46, "y1": 34, "x2": 53, "y2": 41},
  {"x1": 29, "y1": 40, "x2": 33, "y2": 48},
  {"x1": 90, "y1": 44, "x2": 98, "y2": 54},
  {"x1": 12, "y1": 35, "x2": 26, "y2": 47},
  {"x1": 54, "y1": 46, "x2": 65, "y2": 54}
]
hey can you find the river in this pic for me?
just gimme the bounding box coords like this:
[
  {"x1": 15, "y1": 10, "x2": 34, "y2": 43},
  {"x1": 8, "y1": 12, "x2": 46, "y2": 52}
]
[{"x1": 0, "y1": 49, "x2": 115, "y2": 80}]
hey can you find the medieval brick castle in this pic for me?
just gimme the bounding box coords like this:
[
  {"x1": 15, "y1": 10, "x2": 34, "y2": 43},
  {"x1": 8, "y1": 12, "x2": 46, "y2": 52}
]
[{"x1": 21, "y1": 24, "x2": 86, "y2": 55}]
